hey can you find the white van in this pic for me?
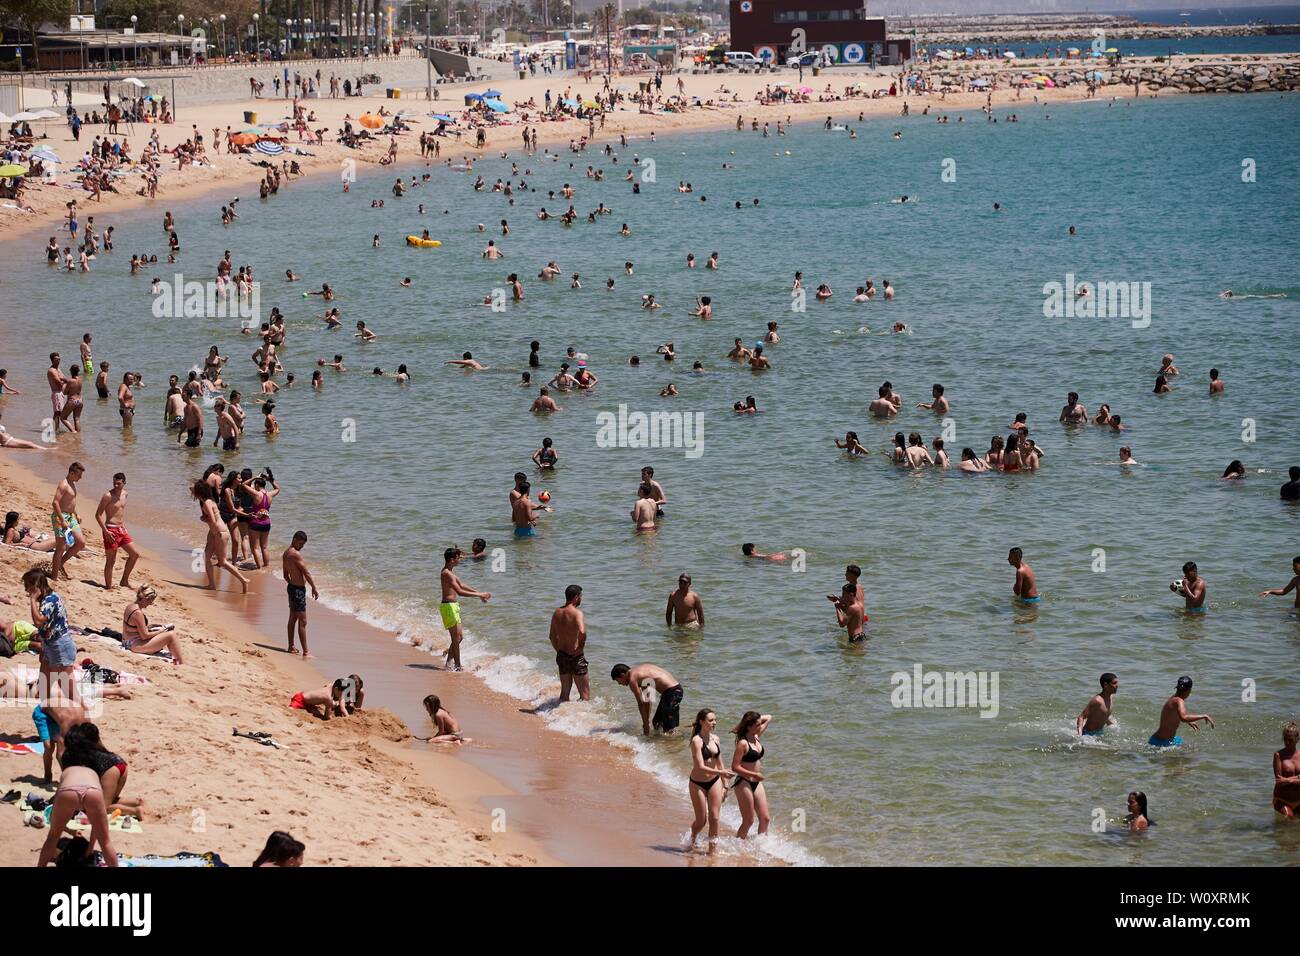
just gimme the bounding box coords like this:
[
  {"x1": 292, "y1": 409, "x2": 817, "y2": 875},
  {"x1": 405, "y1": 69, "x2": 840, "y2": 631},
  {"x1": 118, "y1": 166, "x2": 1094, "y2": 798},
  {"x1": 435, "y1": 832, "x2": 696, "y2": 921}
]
[{"x1": 725, "y1": 51, "x2": 763, "y2": 68}]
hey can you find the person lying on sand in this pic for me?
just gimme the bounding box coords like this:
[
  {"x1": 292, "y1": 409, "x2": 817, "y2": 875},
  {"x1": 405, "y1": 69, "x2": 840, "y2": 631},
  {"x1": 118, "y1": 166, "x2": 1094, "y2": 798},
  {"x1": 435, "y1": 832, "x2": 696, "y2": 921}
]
[{"x1": 290, "y1": 678, "x2": 361, "y2": 720}]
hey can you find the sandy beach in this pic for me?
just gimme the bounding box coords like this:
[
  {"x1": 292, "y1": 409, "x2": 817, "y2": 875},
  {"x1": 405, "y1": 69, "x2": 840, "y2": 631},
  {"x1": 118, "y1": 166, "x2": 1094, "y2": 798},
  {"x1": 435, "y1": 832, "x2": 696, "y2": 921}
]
[{"x1": 0, "y1": 452, "x2": 568, "y2": 866}]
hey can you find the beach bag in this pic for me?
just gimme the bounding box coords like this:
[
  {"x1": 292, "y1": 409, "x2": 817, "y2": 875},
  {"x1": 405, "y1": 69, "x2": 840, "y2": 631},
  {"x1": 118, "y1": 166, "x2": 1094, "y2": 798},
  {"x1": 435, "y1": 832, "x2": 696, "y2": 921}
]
[{"x1": 0, "y1": 634, "x2": 13, "y2": 658}]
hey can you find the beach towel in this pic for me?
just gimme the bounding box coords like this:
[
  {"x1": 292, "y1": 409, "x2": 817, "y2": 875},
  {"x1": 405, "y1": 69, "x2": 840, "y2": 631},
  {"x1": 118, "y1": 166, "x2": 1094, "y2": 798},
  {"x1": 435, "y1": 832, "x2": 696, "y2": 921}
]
[
  {"x1": 0, "y1": 740, "x2": 44, "y2": 756},
  {"x1": 119, "y1": 851, "x2": 226, "y2": 868}
]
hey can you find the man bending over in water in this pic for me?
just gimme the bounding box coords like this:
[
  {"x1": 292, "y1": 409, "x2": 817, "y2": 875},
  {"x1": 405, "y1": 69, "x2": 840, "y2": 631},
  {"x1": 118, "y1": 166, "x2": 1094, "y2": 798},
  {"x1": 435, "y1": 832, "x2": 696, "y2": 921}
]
[
  {"x1": 1149, "y1": 675, "x2": 1213, "y2": 747},
  {"x1": 611, "y1": 662, "x2": 683, "y2": 735},
  {"x1": 1077, "y1": 672, "x2": 1119, "y2": 736},
  {"x1": 666, "y1": 573, "x2": 704, "y2": 628},
  {"x1": 1008, "y1": 547, "x2": 1038, "y2": 603},
  {"x1": 440, "y1": 547, "x2": 490, "y2": 671}
]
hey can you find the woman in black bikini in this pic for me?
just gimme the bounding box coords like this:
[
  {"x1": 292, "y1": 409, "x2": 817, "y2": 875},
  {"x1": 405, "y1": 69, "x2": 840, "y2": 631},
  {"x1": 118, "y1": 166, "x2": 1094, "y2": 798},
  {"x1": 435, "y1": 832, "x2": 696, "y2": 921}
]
[
  {"x1": 730, "y1": 711, "x2": 772, "y2": 839},
  {"x1": 688, "y1": 709, "x2": 733, "y2": 851}
]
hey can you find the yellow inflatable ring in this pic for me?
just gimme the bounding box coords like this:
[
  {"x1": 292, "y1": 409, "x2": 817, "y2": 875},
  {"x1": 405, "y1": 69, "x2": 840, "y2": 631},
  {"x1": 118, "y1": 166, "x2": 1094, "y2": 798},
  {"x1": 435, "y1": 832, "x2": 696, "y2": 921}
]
[{"x1": 406, "y1": 235, "x2": 442, "y2": 248}]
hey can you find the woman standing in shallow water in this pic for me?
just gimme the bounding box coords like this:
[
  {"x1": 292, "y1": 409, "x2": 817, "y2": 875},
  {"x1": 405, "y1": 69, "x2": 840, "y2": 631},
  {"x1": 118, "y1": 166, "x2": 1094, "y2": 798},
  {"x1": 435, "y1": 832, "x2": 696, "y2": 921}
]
[
  {"x1": 731, "y1": 711, "x2": 772, "y2": 838},
  {"x1": 192, "y1": 479, "x2": 248, "y2": 592},
  {"x1": 688, "y1": 709, "x2": 733, "y2": 851}
]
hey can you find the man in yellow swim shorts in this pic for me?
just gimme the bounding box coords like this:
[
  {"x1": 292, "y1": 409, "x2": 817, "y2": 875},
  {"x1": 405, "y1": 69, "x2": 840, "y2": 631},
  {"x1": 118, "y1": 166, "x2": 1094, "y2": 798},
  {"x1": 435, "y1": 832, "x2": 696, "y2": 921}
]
[{"x1": 440, "y1": 547, "x2": 490, "y2": 672}]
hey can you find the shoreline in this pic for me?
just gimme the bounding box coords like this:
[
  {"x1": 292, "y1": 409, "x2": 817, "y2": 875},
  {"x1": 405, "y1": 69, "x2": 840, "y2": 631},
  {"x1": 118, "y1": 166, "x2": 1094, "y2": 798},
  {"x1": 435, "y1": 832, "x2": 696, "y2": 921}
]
[
  {"x1": 0, "y1": 448, "x2": 706, "y2": 866},
  {"x1": 0, "y1": 58, "x2": 1215, "y2": 245},
  {"x1": 0, "y1": 453, "x2": 560, "y2": 867}
]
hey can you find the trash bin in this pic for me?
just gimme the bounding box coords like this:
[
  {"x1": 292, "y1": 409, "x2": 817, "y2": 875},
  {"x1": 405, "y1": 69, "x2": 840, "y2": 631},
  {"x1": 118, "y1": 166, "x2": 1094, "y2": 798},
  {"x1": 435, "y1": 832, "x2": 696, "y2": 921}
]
[
  {"x1": 519, "y1": 69, "x2": 526, "y2": 80},
  {"x1": 392, "y1": 88, "x2": 401, "y2": 99},
  {"x1": 243, "y1": 110, "x2": 258, "y2": 124},
  {"x1": 385, "y1": 87, "x2": 394, "y2": 98},
  {"x1": 812, "y1": 67, "x2": 820, "y2": 77}
]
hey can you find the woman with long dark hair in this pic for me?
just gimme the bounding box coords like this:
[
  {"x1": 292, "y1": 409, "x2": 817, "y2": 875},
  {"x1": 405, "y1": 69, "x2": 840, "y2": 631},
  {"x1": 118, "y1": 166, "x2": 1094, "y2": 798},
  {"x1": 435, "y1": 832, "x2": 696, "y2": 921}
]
[
  {"x1": 1126, "y1": 791, "x2": 1154, "y2": 832},
  {"x1": 252, "y1": 831, "x2": 305, "y2": 867},
  {"x1": 730, "y1": 711, "x2": 772, "y2": 838},
  {"x1": 61, "y1": 722, "x2": 142, "y2": 817},
  {"x1": 687, "y1": 709, "x2": 733, "y2": 851}
]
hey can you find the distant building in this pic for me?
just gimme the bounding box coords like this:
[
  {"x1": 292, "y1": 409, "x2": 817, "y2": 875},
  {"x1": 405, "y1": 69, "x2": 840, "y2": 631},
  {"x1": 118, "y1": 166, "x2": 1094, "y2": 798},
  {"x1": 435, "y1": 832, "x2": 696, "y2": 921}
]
[{"x1": 728, "y1": 0, "x2": 911, "y2": 65}]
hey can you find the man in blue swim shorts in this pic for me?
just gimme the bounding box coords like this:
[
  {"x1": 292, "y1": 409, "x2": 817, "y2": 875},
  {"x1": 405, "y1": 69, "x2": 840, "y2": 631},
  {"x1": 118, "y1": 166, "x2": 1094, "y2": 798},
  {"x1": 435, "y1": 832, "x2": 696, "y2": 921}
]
[
  {"x1": 1150, "y1": 675, "x2": 1214, "y2": 747},
  {"x1": 1169, "y1": 560, "x2": 1207, "y2": 612},
  {"x1": 511, "y1": 481, "x2": 546, "y2": 537},
  {"x1": 1077, "y1": 672, "x2": 1119, "y2": 736}
]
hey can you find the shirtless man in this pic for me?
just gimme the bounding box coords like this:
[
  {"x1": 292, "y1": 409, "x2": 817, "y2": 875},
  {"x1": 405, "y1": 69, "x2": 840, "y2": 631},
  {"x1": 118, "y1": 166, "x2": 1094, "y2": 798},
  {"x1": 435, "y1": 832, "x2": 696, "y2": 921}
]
[
  {"x1": 1158, "y1": 353, "x2": 1179, "y2": 377},
  {"x1": 94, "y1": 472, "x2": 139, "y2": 590},
  {"x1": 550, "y1": 584, "x2": 589, "y2": 702},
  {"x1": 1008, "y1": 547, "x2": 1039, "y2": 603},
  {"x1": 829, "y1": 582, "x2": 866, "y2": 642},
  {"x1": 439, "y1": 547, "x2": 490, "y2": 671},
  {"x1": 214, "y1": 399, "x2": 240, "y2": 452},
  {"x1": 530, "y1": 387, "x2": 560, "y2": 413},
  {"x1": 1169, "y1": 560, "x2": 1206, "y2": 612},
  {"x1": 917, "y1": 383, "x2": 949, "y2": 414},
  {"x1": 164, "y1": 385, "x2": 185, "y2": 429},
  {"x1": 1208, "y1": 367, "x2": 1225, "y2": 395},
  {"x1": 512, "y1": 482, "x2": 547, "y2": 537},
  {"x1": 870, "y1": 384, "x2": 899, "y2": 418},
  {"x1": 176, "y1": 391, "x2": 204, "y2": 447},
  {"x1": 666, "y1": 574, "x2": 704, "y2": 628},
  {"x1": 632, "y1": 484, "x2": 658, "y2": 533},
  {"x1": 51, "y1": 462, "x2": 87, "y2": 580},
  {"x1": 1259, "y1": 555, "x2": 1300, "y2": 608},
  {"x1": 727, "y1": 338, "x2": 754, "y2": 362},
  {"x1": 611, "y1": 662, "x2": 683, "y2": 735},
  {"x1": 1149, "y1": 676, "x2": 1213, "y2": 747},
  {"x1": 1077, "y1": 672, "x2": 1119, "y2": 736},
  {"x1": 640, "y1": 467, "x2": 667, "y2": 515},
  {"x1": 741, "y1": 543, "x2": 786, "y2": 561},
  {"x1": 748, "y1": 346, "x2": 771, "y2": 371},
  {"x1": 1272, "y1": 722, "x2": 1300, "y2": 818},
  {"x1": 290, "y1": 679, "x2": 354, "y2": 720},
  {"x1": 46, "y1": 353, "x2": 68, "y2": 434},
  {"x1": 446, "y1": 352, "x2": 489, "y2": 371},
  {"x1": 1058, "y1": 391, "x2": 1088, "y2": 425},
  {"x1": 282, "y1": 531, "x2": 320, "y2": 657}
]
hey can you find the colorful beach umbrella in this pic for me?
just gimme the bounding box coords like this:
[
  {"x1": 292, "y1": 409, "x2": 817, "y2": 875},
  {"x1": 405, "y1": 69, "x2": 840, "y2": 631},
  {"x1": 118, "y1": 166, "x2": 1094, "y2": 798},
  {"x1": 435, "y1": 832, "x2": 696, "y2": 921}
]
[
  {"x1": 0, "y1": 163, "x2": 29, "y2": 177},
  {"x1": 254, "y1": 140, "x2": 285, "y2": 155},
  {"x1": 429, "y1": 112, "x2": 457, "y2": 123},
  {"x1": 358, "y1": 113, "x2": 385, "y2": 129},
  {"x1": 29, "y1": 147, "x2": 60, "y2": 163},
  {"x1": 481, "y1": 89, "x2": 503, "y2": 98},
  {"x1": 485, "y1": 99, "x2": 510, "y2": 112},
  {"x1": 229, "y1": 132, "x2": 257, "y2": 146}
]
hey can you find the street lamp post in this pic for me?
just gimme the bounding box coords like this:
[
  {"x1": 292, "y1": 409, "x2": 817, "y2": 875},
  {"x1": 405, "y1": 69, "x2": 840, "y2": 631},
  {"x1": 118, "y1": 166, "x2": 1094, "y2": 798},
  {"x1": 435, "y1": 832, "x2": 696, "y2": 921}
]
[
  {"x1": 425, "y1": 0, "x2": 431, "y2": 100},
  {"x1": 177, "y1": 14, "x2": 186, "y2": 64},
  {"x1": 130, "y1": 14, "x2": 137, "y2": 64},
  {"x1": 220, "y1": 14, "x2": 227, "y2": 59},
  {"x1": 305, "y1": 17, "x2": 312, "y2": 55},
  {"x1": 253, "y1": 13, "x2": 260, "y2": 59},
  {"x1": 286, "y1": 18, "x2": 294, "y2": 54}
]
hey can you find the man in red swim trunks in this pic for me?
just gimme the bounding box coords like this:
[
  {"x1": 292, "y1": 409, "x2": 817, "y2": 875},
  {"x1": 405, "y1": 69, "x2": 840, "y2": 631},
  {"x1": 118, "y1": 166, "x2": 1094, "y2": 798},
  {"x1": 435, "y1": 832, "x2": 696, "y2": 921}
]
[{"x1": 95, "y1": 472, "x2": 140, "y2": 591}]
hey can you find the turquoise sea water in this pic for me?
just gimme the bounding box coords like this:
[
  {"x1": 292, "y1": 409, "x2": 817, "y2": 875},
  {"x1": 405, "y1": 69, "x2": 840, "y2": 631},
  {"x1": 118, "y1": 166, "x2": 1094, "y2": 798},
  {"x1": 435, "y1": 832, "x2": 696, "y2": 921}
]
[{"x1": 3, "y1": 91, "x2": 1299, "y2": 865}]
